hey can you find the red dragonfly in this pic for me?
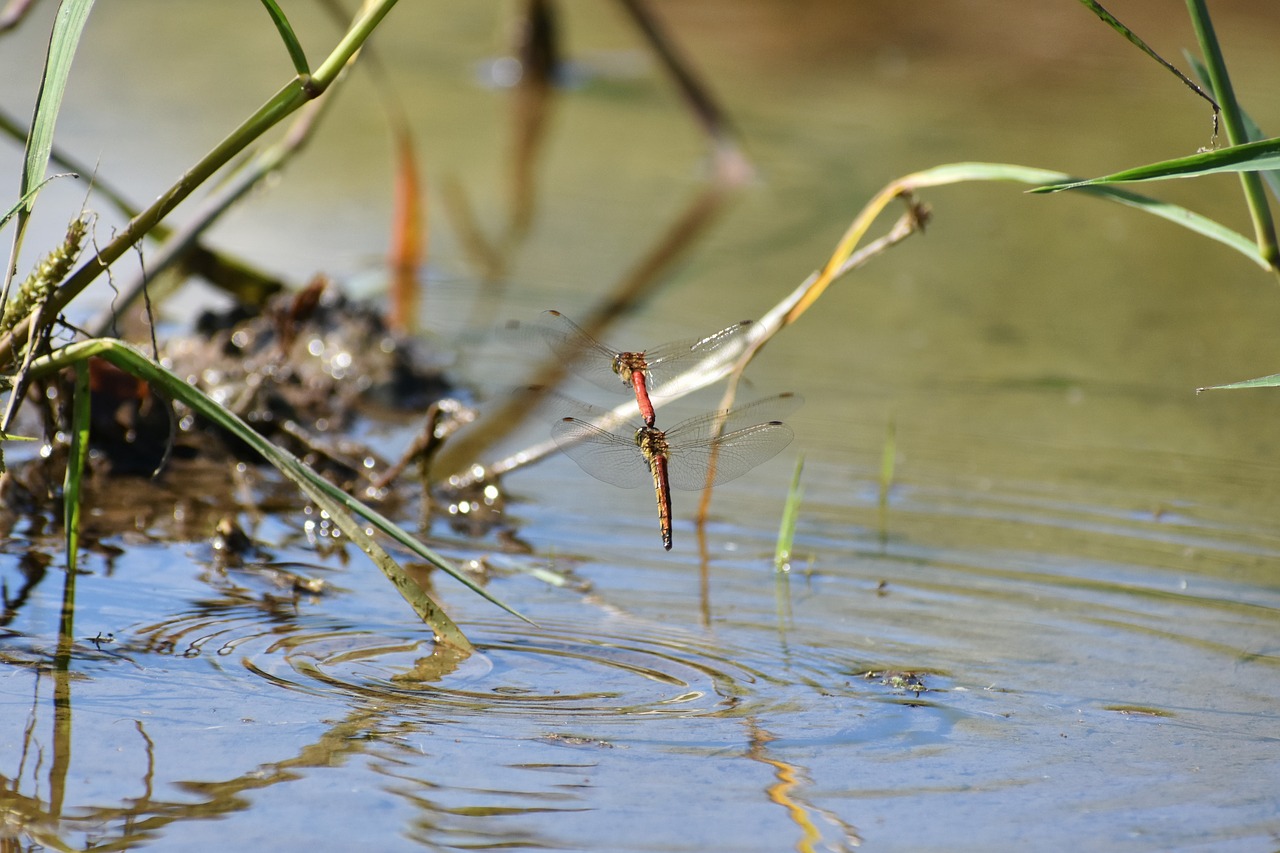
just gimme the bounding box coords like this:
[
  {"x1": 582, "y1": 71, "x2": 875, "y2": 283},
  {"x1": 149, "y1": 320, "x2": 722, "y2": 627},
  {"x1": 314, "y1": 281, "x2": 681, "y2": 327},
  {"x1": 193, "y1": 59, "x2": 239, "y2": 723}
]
[
  {"x1": 538, "y1": 310, "x2": 753, "y2": 427},
  {"x1": 550, "y1": 393, "x2": 800, "y2": 550}
]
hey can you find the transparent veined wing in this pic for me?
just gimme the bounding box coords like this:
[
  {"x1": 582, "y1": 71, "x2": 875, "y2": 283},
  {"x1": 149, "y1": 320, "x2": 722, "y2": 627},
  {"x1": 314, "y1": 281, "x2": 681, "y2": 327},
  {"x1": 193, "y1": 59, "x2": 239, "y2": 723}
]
[{"x1": 550, "y1": 417, "x2": 651, "y2": 489}]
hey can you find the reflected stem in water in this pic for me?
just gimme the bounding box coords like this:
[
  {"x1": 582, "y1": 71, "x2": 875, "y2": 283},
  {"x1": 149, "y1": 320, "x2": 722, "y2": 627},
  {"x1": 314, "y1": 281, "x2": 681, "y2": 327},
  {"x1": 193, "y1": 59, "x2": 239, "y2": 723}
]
[
  {"x1": 774, "y1": 570, "x2": 792, "y2": 641},
  {"x1": 50, "y1": 562, "x2": 76, "y2": 821},
  {"x1": 3, "y1": 692, "x2": 403, "y2": 849},
  {"x1": 695, "y1": 522, "x2": 712, "y2": 627},
  {"x1": 746, "y1": 720, "x2": 862, "y2": 853},
  {"x1": 135, "y1": 719, "x2": 156, "y2": 806}
]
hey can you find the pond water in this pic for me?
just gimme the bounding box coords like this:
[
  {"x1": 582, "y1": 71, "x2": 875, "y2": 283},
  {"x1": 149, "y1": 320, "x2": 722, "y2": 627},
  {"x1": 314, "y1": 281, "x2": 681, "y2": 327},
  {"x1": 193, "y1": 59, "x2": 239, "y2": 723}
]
[{"x1": 2, "y1": 2, "x2": 1279, "y2": 851}]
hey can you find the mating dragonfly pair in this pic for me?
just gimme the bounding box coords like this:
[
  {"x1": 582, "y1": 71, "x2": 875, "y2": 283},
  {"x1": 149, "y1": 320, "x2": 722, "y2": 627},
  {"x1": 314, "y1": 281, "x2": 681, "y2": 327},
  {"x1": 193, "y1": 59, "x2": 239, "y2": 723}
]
[{"x1": 537, "y1": 310, "x2": 799, "y2": 550}]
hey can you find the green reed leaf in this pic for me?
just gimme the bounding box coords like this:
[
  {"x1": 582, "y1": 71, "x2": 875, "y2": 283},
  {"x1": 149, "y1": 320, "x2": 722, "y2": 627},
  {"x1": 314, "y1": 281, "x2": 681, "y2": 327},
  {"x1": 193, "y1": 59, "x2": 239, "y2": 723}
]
[
  {"x1": 2, "y1": 175, "x2": 73, "y2": 233},
  {"x1": 63, "y1": 362, "x2": 90, "y2": 574},
  {"x1": 258, "y1": 0, "x2": 310, "y2": 76},
  {"x1": 3, "y1": 0, "x2": 94, "y2": 314},
  {"x1": 1188, "y1": 53, "x2": 1280, "y2": 200},
  {"x1": 1197, "y1": 372, "x2": 1280, "y2": 391},
  {"x1": 21, "y1": 0, "x2": 94, "y2": 212},
  {"x1": 903, "y1": 162, "x2": 1267, "y2": 271},
  {"x1": 774, "y1": 454, "x2": 804, "y2": 571},
  {"x1": 1030, "y1": 138, "x2": 1280, "y2": 192}
]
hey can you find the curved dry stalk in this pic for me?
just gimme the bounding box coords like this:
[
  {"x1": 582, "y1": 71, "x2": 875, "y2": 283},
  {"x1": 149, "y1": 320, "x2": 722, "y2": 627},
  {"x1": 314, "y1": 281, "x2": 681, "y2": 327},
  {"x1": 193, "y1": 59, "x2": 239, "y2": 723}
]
[
  {"x1": 476, "y1": 158, "x2": 1244, "y2": 533},
  {"x1": 692, "y1": 196, "x2": 928, "y2": 524},
  {"x1": 472, "y1": 185, "x2": 925, "y2": 489}
]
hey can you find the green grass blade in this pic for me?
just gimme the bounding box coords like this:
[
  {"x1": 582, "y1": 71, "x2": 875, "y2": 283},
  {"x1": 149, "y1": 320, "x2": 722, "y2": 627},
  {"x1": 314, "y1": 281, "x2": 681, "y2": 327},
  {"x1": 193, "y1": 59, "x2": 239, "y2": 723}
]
[
  {"x1": 1196, "y1": 373, "x2": 1280, "y2": 391},
  {"x1": 63, "y1": 362, "x2": 90, "y2": 573},
  {"x1": 2, "y1": 175, "x2": 74, "y2": 232},
  {"x1": 3, "y1": 0, "x2": 94, "y2": 309},
  {"x1": 1030, "y1": 138, "x2": 1280, "y2": 192},
  {"x1": 903, "y1": 162, "x2": 1268, "y2": 271},
  {"x1": 258, "y1": 0, "x2": 310, "y2": 76},
  {"x1": 773, "y1": 454, "x2": 804, "y2": 571},
  {"x1": 25, "y1": 338, "x2": 524, "y2": 640},
  {"x1": 1074, "y1": 182, "x2": 1268, "y2": 269},
  {"x1": 1076, "y1": 0, "x2": 1217, "y2": 111},
  {"x1": 298, "y1": 476, "x2": 472, "y2": 650},
  {"x1": 21, "y1": 0, "x2": 94, "y2": 212}
]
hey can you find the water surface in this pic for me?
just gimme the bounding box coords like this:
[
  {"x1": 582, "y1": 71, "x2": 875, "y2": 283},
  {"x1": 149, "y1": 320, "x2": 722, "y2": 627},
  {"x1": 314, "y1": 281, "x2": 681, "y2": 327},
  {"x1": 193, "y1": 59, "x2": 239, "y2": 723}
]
[{"x1": 1, "y1": 2, "x2": 1279, "y2": 850}]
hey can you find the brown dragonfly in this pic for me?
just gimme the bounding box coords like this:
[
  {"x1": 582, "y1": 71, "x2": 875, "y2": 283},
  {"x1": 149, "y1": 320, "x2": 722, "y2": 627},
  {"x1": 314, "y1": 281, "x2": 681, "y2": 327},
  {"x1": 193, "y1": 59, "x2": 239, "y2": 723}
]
[
  {"x1": 537, "y1": 310, "x2": 754, "y2": 427},
  {"x1": 549, "y1": 393, "x2": 800, "y2": 550}
]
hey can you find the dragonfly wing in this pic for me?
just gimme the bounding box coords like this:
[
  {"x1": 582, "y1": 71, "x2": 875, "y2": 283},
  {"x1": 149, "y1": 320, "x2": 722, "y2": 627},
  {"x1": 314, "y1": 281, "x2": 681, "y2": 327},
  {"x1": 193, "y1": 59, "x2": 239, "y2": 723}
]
[
  {"x1": 527, "y1": 386, "x2": 638, "y2": 431},
  {"x1": 643, "y1": 320, "x2": 754, "y2": 397},
  {"x1": 539, "y1": 310, "x2": 631, "y2": 394},
  {"x1": 665, "y1": 393, "x2": 803, "y2": 441},
  {"x1": 666, "y1": 422, "x2": 794, "y2": 490},
  {"x1": 551, "y1": 418, "x2": 651, "y2": 489}
]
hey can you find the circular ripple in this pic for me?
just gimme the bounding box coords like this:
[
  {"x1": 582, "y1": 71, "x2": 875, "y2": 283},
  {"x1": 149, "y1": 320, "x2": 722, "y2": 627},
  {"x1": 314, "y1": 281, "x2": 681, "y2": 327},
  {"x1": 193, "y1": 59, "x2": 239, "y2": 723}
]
[
  {"x1": 112, "y1": 585, "x2": 953, "y2": 722},
  {"x1": 256, "y1": 616, "x2": 775, "y2": 719}
]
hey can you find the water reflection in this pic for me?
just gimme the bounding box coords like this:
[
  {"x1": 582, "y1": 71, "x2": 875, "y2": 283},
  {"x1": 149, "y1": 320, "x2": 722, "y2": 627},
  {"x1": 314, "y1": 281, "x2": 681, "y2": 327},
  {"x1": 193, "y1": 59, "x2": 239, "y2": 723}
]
[
  {"x1": 3, "y1": 475, "x2": 1275, "y2": 850},
  {"x1": 0, "y1": 599, "x2": 876, "y2": 851},
  {"x1": 747, "y1": 720, "x2": 864, "y2": 853},
  {"x1": 252, "y1": 617, "x2": 760, "y2": 719}
]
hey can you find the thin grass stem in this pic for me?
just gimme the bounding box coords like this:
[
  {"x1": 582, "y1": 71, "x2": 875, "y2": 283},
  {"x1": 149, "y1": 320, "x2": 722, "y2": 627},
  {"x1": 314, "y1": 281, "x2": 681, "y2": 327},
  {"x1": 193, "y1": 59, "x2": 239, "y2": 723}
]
[{"x1": 773, "y1": 454, "x2": 804, "y2": 572}]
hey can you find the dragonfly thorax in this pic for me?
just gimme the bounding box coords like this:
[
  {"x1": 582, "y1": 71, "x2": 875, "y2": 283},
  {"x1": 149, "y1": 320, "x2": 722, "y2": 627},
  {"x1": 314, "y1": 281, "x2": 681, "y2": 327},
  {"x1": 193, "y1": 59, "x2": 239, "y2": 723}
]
[
  {"x1": 612, "y1": 351, "x2": 649, "y2": 387},
  {"x1": 633, "y1": 426, "x2": 669, "y2": 463}
]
